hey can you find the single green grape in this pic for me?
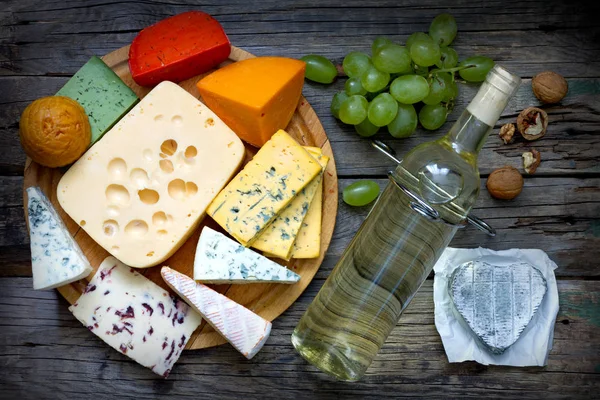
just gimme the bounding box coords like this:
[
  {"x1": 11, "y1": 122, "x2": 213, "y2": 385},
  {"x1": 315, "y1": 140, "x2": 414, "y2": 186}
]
[
  {"x1": 367, "y1": 93, "x2": 398, "y2": 127},
  {"x1": 410, "y1": 36, "x2": 441, "y2": 67},
  {"x1": 354, "y1": 118, "x2": 380, "y2": 137},
  {"x1": 459, "y1": 56, "x2": 495, "y2": 82},
  {"x1": 372, "y1": 44, "x2": 412, "y2": 74},
  {"x1": 330, "y1": 91, "x2": 349, "y2": 119},
  {"x1": 387, "y1": 103, "x2": 418, "y2": 138},
  {"x1": 361, "y1": 66, "x2": 390, "y2": 92},
  {"x1": 419, "y1": 103, "x2": 448, "y2": 130},
  {"x1": 372, "y1": 36, "x2": 393, "y2": 54},
  {"x1": 339, "y1": 95, "x2": 368, "y2": 125},
  {"x1": 435, "y1": 47, "x2": 458, "y2": 69},
  {"x1": 422, "y1": 75, "x2": 446, "y2": 105},
  {"x1": 343, "y1": 180, "x2": 380, "y2": 207},
  {"x1": 343, "y1": 52, "x2": 372, "y2": 79},
  {"x1": 345, "y1": 77, "x2": 367, "y2": 96},
  {"x1": 390, "y1": 75, "x2": 430, "y2": 104},
  {"x1": 300, "y1": 55, "x2": 337, "y2": 84},
  {"x1": 406, "y1": 32, "x2": 430, "y2": 52},
  {"x1": 429, "y1": 13, "x2": 458, "y2": 47}
]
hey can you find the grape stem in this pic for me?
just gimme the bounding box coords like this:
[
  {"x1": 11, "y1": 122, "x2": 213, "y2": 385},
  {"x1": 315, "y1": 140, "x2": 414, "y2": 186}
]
[{"x1": 429, "y1": 64, "x2": 475, "y2": 77}]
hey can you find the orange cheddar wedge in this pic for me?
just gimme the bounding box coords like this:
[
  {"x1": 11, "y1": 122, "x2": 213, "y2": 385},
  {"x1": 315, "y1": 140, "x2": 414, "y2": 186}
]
[{"x1": 197, "y1": 57, "x2": 305, "y2": 147}]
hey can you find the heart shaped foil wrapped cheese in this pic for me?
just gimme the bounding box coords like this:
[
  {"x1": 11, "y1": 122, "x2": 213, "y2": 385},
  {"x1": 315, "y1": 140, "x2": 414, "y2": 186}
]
[{"x1": 449, "y1": 259, "x2": 547, "y2": 354}]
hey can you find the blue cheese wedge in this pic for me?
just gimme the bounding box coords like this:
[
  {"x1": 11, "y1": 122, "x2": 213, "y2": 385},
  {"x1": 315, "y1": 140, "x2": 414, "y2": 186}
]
[
  {"x1": 193, "y1": 227, "x2": 300, "y2": 284},
  {"x1": 69, "y1": 256, "x2": 202, "y2": 377},
  {"x1": 449, "y1": 259, "x2": 547, "y2": 354},
  {"x1": 26, "y1": 186, "x2": 93, "y2": 290},
  {"x1": 162, "y1": 267, "x2": 272, "y2": 359}
]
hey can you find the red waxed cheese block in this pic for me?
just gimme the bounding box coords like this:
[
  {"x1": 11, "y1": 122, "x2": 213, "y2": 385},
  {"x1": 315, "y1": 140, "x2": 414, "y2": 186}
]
[{"x1": 129, "y1": 11, "x2": 231, "y2": 87}]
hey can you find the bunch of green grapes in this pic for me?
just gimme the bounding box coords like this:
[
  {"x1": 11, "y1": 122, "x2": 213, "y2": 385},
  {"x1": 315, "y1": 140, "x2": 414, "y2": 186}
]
[{"x1": 327, "y1": 14, "x2": 494, "y2": 138}]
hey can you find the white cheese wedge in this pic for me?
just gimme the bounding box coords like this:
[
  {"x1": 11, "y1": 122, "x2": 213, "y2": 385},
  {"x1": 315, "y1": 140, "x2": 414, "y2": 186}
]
[
  {"x1": 193, "y1": 227, "x2": 300, "y2": 284},
  {"x1": 69, "y1": 256, "x2": 202, "y2": 377},
  {"x1": 162, "y1": 267, "x2": 271, "y2": 359},
  {"x1": 26, "y1": 186, "x2": 93, "y2": 290},
  {"x1": 57, "y1": 81, "x2": 245, "y2": 268}
]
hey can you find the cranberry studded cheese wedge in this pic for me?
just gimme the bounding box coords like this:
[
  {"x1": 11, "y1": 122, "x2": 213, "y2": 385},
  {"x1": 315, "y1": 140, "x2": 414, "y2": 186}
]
[
  {"x1": 161, "y1": 267, "x2": 272, "y2": 359},
  {"x1": 197, "y1": 57, "x2": 306, "y2": 147},
  {"x1": 129, "y1": 11, "x2": 231, "y2": 87},
  {"x1": 57, "y1": 81, "x2": 244, "y2": 268},
  {"x1": 70, "y1": 257, "x2": 202, "y2": 378}
]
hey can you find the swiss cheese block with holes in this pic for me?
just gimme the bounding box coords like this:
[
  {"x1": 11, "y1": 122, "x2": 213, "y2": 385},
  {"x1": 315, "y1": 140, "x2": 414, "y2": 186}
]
[
  {"x1": 196, "y1": 57, "x2": 305, "y2": 147},
  {"x1": 57, "y1": 81, "x2": 245, "y2": 268}
]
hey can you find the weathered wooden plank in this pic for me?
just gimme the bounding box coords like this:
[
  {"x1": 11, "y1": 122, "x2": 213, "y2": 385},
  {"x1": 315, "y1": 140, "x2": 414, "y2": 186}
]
[
  {"x1": 0, "y1": 278, "x2": 597, "y2": 399},
  {"x1": 3, "y1": 176, "x2": 599, "y2": 277},
  {"x1": 1, "y1": 76, "x2": 599, "y2": 176}
]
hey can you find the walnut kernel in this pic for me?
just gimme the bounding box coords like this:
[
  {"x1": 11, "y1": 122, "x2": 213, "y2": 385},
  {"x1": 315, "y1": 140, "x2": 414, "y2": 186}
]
[
  {"x1": 517, "y1": 107, "x2": 548, "y2": 141},
  {"x1": 499, "y1": 123, "x2": 515, "y2": 144},
  {"x1": 532, "y1": 71, "x2": 568, "y2": 104},
  {"x1": 522, "y1": 148, "x2": 541, "y2": 174},
  {"x1": 486, "y1": 166, "x2": 524, "y2": 200}
]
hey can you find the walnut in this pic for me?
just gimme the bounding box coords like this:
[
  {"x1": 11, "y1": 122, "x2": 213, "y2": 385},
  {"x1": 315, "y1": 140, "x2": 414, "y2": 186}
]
[
  {"x1": 532, "y1": 71, "x2": 568, "y2": 104},
  {"x1": 486, "y1": 166, "x2": 524, "y2": 200},
  {"x1": 517, "y1": 107, "x2": 548, "y2": 141},
  {"x1": 522, "y1": 148, "x2": 541, "y2": 174},
  {"x1": 499, "y1": 123, "x2": 515, "y2": 144}
]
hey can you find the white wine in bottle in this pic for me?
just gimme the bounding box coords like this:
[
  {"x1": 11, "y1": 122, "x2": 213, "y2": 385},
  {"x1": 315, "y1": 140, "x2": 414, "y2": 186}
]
[{"x1": 292, "y1": 65, "x2": 521, "y2": 381}]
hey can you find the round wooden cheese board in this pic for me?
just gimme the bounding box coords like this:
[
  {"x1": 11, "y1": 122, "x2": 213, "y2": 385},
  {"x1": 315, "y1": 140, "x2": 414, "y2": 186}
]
[{"x1": 22, "y1": 45, "x2": 338, "y2": 351}]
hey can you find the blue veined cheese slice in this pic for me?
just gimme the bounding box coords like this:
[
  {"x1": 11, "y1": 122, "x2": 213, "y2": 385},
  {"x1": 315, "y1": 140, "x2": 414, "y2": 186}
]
[
  {"x1": 69, "y1": 257, "x2": 202, "y2": 378},
  {"x1": 26, "y1": 186, "x2": 93, "y2": 290},
  {"x1": 193, "y1": 227, "x2": 300, "y2": 284},
  {"x1": 449, "y1": 258, "x2": 547, "y2": 354},
  {"x1": 162, "y1": 267, "x2": 271, "y2": 359}
]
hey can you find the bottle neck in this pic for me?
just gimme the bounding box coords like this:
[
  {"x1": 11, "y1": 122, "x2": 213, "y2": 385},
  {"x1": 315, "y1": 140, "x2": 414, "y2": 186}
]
[{"x1": 442, "y1": 110, "x2": 492, "y2": 158}]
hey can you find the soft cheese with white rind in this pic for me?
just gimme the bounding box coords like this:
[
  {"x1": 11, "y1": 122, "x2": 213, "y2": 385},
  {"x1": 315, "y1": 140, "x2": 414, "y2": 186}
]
[
  {"x1": 449, "y1": 259, "x2": 547, "y2": 355},
  {"x1": 57, "y1": 81, "x2": 245, "y2": 268},
  {"x1": 193, "y1": 227, "x2": 300, "y2": 284},
  {"x1": 162, "y1": 267, "x2": 271, "y2": 359},
  {"x1": 26, "y1": 186, "x2": 93, "y2": 290},
  {"x1": 69, "y1": 256, "x2": 202, "y2": 377}
]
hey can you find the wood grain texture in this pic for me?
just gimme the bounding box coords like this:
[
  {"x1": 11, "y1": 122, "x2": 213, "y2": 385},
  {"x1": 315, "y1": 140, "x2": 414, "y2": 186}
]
[
  {"x1": 1, "y1": 0, "x2": 599, "y2": 397},
  {"x1": 22, "y1": 44, "x2": 338, "y2": 350}
]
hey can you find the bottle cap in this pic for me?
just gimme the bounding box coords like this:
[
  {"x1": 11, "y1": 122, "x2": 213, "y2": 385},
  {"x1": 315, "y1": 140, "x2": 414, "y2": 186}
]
[{"x1": 467, "y1": 65, "x2": 521, "y2": 127}]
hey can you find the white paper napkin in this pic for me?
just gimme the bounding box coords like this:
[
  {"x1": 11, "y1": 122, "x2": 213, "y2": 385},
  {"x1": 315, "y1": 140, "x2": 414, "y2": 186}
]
[{"x1": 433, "y1": 247, "x2": 559, "y2": 366}]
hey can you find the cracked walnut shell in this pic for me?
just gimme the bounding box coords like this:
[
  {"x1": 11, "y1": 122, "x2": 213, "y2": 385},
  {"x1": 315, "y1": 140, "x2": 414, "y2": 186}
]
[
  {"x1": 487, "y1": 166, "x2": 524, "y2": 200},
  {"x1": 523, "y1": 148, "x2": 541, "y2": 174},
  {"x1": 517, "y1": 107, "x2": 548, "y2": 141}
]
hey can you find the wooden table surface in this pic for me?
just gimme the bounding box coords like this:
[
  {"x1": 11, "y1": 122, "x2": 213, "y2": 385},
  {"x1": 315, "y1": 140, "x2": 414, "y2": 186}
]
[{"x1": 1, "y1": 0, "x2": 599, "y2": 398}]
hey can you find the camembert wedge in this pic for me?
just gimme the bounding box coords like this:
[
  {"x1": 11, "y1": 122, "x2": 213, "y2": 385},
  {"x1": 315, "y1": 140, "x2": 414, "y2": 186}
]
[
  {"x1": 193, "y1": 227, "x2": 300, "y2": 284},
  {"x1": 162, "y1": 267, "x2": 271, "y2": 359}
]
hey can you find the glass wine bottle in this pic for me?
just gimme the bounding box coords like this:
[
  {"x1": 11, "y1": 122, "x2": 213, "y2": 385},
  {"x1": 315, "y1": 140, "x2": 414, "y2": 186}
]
[{"x1": 291, "y1": 65, "x2": 521, "y2": 381}]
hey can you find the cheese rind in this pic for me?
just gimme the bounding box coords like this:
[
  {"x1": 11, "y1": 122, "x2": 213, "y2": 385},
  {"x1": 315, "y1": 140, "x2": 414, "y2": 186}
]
[
  {"x1": 57, "y1": 81, "x2": 245, "y2": 268},
  {"x1": 26, "y1": 186, "x2": 93, "y2": 290},
  {"x1": 69, "y1": 257, "x2": 202, "y2": 377},
  {"x1": 193, "y1": 227, "x2": 300, "y2": 284},
  {"x1": 291, "y1": 148, "x2": 327, "y2": 258},
  {"x1": 252, "y1": 147, "x2": 328, "y2": 260},
  {"x1": 56, "y1": 56, "x2": 139, "y2": 146},
  {"x1": 162, "y1": 267, "x2": 271, "y2": 359},
  {"x1": 197, "y1": 57, "x2": 305, "y2": 147},
  {"x1": 207, "y1": 129, "x2": 321, "y2": 246}
]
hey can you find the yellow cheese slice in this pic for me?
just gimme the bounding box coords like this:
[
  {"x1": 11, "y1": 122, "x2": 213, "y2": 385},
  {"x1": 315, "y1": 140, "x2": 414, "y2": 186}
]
[
  {"x1": 251, "y1": 147, "x2": 327, "y2": 260},
  {"x1": 207, "y1": 130, "x2": 321, "y2": 246},
  {"x1": 291, "y1": 148, "x2": 328, "y2": 259}
]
